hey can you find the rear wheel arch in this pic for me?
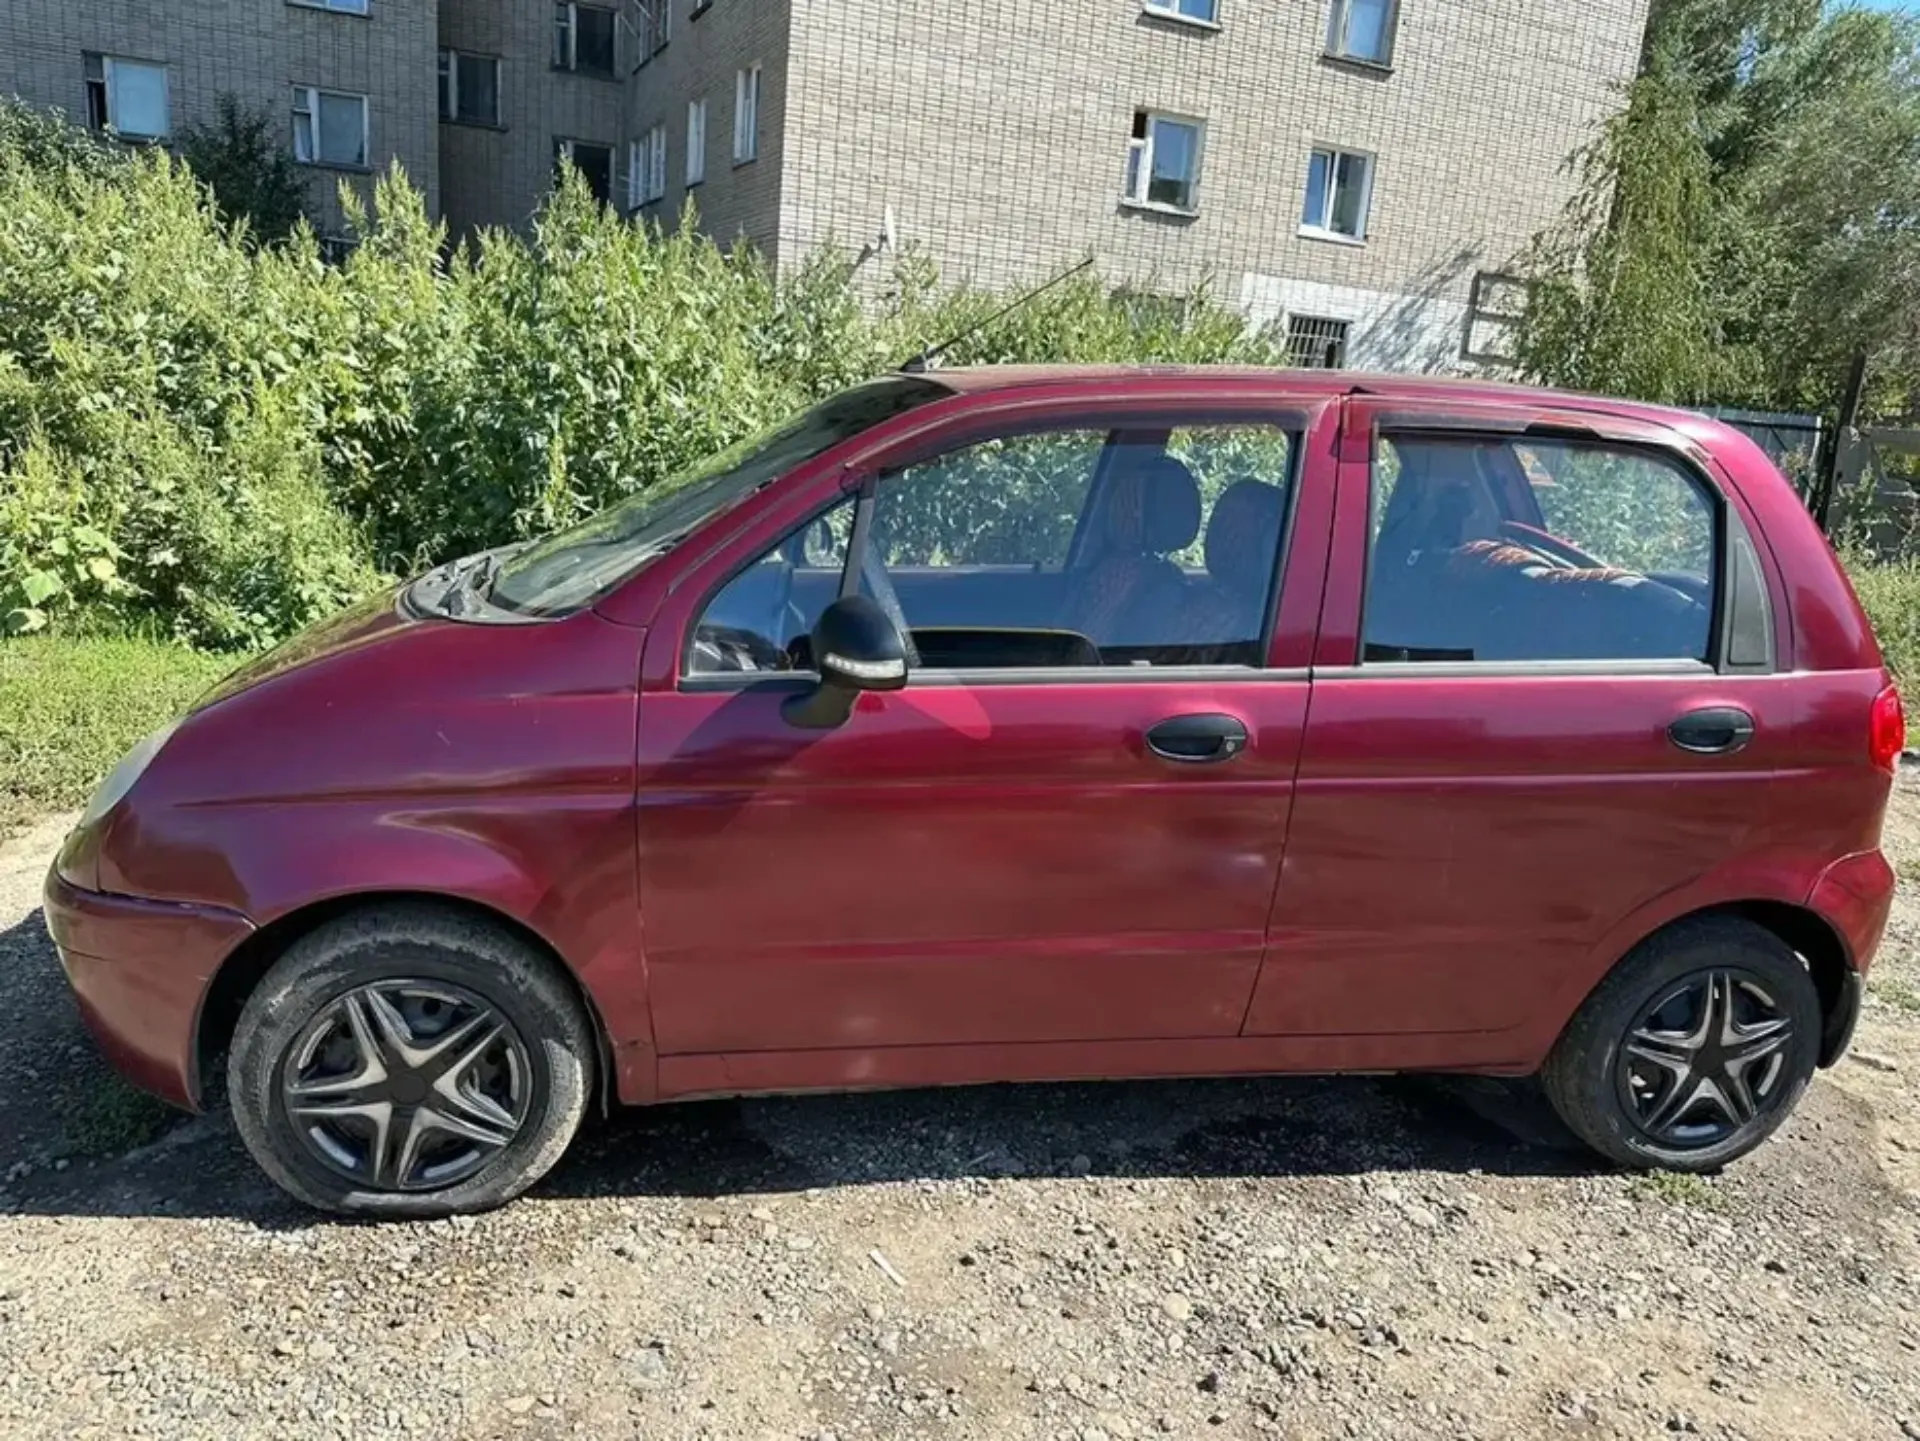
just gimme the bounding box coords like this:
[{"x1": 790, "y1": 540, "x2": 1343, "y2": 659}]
[
  {"x1": 193, "y1": 892, "x2": 616, "y2": 1112},
  {"x1": 1562, "y1": 899, "x2": 1853, "y2": 1066}
]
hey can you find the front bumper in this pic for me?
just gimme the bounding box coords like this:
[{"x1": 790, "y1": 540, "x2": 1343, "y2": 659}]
[{"x1": 43, "y1": 868, "x2": 255, "y2": 1110}]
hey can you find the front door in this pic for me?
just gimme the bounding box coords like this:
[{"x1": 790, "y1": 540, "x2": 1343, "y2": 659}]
[
  {"x1": 1252, "y1": 397, "x2": 1792, "y2": 1050},
  {"x1": 636, "y1": 392, "x2": 1335, "y2": 1060}
]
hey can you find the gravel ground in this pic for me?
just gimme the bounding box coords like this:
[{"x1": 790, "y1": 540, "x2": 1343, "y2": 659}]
[{"x1": 1, "y1": 790, "x2": 1917, "y2": 1441}]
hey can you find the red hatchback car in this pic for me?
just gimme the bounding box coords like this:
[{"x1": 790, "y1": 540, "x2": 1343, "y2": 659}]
[{"x1": 45, "y1": 367, "x2": 1901, "y2": 1216}]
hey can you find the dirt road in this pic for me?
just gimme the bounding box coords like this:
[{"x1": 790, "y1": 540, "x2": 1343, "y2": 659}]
[{"x1": 1, "y1": 788, "x2": 1916, "y2": 1441}]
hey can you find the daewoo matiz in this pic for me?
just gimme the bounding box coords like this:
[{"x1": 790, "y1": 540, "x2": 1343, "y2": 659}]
[{"x1": 45, "y1": 368, "x2": 1901, "y2": 1216}]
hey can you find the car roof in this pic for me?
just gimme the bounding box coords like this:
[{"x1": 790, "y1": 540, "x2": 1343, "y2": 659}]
[{"x1": 920, "y1": 364, "x2": 1719, "y2": 434}]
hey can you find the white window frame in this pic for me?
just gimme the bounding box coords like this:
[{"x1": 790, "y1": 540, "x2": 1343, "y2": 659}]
[
  {"x1": 438, "y1": 50, "x2": 501, "y2": 126},
  {"x1": 1123, "y1": 110, "x2": 1205, "y2": 215},
  {"x1": 628, "y1": 123, "x2": 667, "y2": 207},
  {"x1": 290, "y1": 0, "x2": 371, "y2": 13},
  {"x1": 642, "y1": 0, "x2": 671, "y2": 55},
  {"x1": 733, "y1": 64, "x2": 761, "y2": 163},
  {"x1": 686, "y1": 97, "x2": 707, "y2": 186},
  {"x1": 1300, "y1": 144, "x2": 1374, "y2": 243},
  {"x1": 554, "y1": 1, "x2": 618, "y2": 75},
  {"x1": 84, "y1": 55, "x2": 171, "y2": 140},
  {"x1": 292, "y1": 86, "x2": 370, "y2": 168},
  {"x1": 1142, "y1": 0, "x2": 1220, "y2": 27},
  {"x1": 1326, "y1": 0, "x2": 1399, "y2": 67}
]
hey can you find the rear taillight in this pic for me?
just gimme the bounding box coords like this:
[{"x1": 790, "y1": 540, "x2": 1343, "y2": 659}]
[{"x1": 1870, "y1": 683, "x2": 1905, "y2": 771}]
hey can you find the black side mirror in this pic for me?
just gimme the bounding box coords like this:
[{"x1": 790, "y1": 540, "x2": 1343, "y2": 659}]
[{"x1": 782, "y1": 595, "x2": 909, "y2": 729}]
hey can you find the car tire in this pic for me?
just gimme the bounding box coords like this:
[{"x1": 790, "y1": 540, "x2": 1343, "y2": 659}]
[
  {"x1": 1541, "y1": 916, "x2": 1823, "y2": 1173},
  {"x1": 228, "y1": 905, "x2": 594, "y2": 1218}
]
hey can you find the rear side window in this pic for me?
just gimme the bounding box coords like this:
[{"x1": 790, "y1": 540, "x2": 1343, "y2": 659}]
[{"x1": 1364, "y1": 433, "x2": 1717, "y2": 665}]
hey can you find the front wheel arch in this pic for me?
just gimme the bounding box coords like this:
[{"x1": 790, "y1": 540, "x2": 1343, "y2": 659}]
[{"x1": 194, "y1": 892, "x2": 616, "y2": 1113}]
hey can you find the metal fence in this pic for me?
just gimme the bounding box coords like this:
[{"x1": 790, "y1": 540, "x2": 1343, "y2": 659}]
[{"x1": 1697, "y1": 406, "x2": 1825, "y2": 498}]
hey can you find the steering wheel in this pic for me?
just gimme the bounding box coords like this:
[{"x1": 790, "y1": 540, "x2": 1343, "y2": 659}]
[
  {"x1": 690, "y1": 623, "x2": 790, "y2": 673},
  {"x1": 859, "y1": 545, "x2": 921, "y2": 667},
  {"x1": 1498, "y1": 520, "x2": 1606, "y2": 570}
]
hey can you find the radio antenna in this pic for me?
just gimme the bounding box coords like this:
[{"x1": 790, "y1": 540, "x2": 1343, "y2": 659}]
[{"x1": 898, "y1": 257, "x2": 1096, "y2": 374}]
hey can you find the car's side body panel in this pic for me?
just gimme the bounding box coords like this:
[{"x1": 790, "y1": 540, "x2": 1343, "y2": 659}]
[{"x1": 50, "y1": 368, "x2": 1896, "y2": 1121}]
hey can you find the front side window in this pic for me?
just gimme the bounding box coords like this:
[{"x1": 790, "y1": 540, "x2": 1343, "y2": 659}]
[
  {"x1": 494, "y1": 378, "x2": 950, "y2": 618},
  {"x1": 688, "y1": 422, "x2": 1296, "y2": 676},
  {"x1": 84, "y1": 55, "x2": 170, "y2": 140},
  {"x1": 1125, "y1": 111, "x2": 1204, "y2": 213},
  {"x1": 294, "y1": 0, "x2": 371, "y2": 12},
  {"x1": 1144, "y1": 0, "x2": 1220, "y2": 23},
  {"x1": 1301, "y1": 146, "x2": 1373, "y2": 239},
  {"x1": 293, "y1": 87, "x2": 368, "y2": 167},
  {"x1": 1327, "y1": 0, "x2": 1398, "y2": 65},
  {"x1": 439, "y1": 51, "x2": 501, "y2": 126},
  {"x1": 555, "y1": 137, "x2": 614, "y2": 203},
  {"x1": 1363, "y1": 433, "x2": 1717, "y2": 664}
]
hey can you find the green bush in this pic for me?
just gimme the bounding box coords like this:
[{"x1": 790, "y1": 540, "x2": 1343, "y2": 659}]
[
  {"x1": 0, "y1": 100, "x2": 1283, "y2": 651},
  {"x1": 1845, "y1": 550, "x2": 1920, "y2": 685}
]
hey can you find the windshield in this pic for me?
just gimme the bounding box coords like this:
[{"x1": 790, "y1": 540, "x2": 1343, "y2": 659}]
[{"x1": 488, "y1": 376, "x2": 951, "y2": 616}]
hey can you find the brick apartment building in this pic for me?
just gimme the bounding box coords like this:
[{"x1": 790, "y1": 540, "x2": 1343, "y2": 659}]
[{"x1": 0, "y1": 0, "x2": 1650, "y2": 371}]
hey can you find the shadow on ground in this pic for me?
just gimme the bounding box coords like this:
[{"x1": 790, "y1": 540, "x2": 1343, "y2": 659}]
[{"x1": 0, "y1": 906, "x2": 1596, "y2": 1227}]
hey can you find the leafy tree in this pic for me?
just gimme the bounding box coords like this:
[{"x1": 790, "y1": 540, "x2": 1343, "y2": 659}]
[
  {"x1": 1514, "y1": 0, "x2": 1920, "y2": 416},
  {"x1": 178, "y1": 94, "x2": 310, "y2": 245}
]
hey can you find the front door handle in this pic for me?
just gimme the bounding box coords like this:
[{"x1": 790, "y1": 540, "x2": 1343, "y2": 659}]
[
  {"x1": 1146, "y1": 713, "x2": 1249, "y2": 764},
  {"x1": 1668, "y1": 706, "x2": 1756, "y2": 755}
]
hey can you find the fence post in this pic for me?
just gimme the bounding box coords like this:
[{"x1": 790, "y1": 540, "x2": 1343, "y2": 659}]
[{"x1": 1815, "y1": 351, "x2": 1870, "y2": 531}]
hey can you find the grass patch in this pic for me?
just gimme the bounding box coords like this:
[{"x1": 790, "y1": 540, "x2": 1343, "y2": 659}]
[
  {"x1": 54, "y1": 1074, "x2": 180, "y2": 1159},
  {"x1": 1628, "y1": 1169, "x2": 1723, "y2": 1208},
  {"x1": 0, "y1": 635, "x2": 235, "y2": 836},
  {"x1": 1872, "y1": 977, "x2": 1920, "y2": 1015}
]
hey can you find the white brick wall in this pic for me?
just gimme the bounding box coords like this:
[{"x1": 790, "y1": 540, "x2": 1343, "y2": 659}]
[{"x1": 0, "y1": 0, "x2": 440, "y2": 233}]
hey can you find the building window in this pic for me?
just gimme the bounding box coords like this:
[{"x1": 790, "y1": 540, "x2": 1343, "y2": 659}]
[
  {"x1": 686, "y1": 98, "x2": 707, "y2": 185},
  {"x1": 1286, "y1": 315, "x2": 1349, "y2": 369},
  {"x1": 83, "y1": 55, "x2": 170, "y2": 140},
  {"x1": 291, "y1": 0, "x2": 371, "y2": 13},
  {"x1": 1301, "y1": 146, "x2": 1373, "y2": 240},
  {"x1": 628, "y1": 124, "x2": 667, "y2": 207},
  {"x1": 642, "y1": 0, "x2": 670, "y2": 56},
  {"x1": 1142, "y1": 0, "x2": 1220, "y2": 24},
  {"x1": 1326, "y1": 0, "x2": 1398, "y2": 66},
  {"x1": 292, "y1": 87, "x2": 369, "y2": 168},
  {"x1": 733, "y1": 64, "x2": 761, "y2": 163},
  {"x1": 555, "y1": 138, "x2": 614, "y2": 203},
  {"x1": 554, "y1": 2, "x2": 618, "y2": 78},
  {"x1": 438, "y1": 51, "x2": 500, "y2": 126},
  {"x1": 1462, "y1": 270, "x2": 1527, "y2": 363},
  {"x1": 1124, "y1": 110, "x2": 1204, "y2": 213}
]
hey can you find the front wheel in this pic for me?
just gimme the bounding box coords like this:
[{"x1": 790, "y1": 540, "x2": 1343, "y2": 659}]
[
  {"x1": 228, "y1": 906, "x2": 594, "y2": 1218},
  {"x1": 1542, "y1": 917, "x2": 1822, "y2": 1172}
]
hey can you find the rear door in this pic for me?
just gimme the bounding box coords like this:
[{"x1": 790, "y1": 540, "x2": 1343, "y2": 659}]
[
  {"x1": 636, "y1": 386, "x2": 1338, "y2": 1059},
  {"x1": 1249, "y1": 396, "x2": 1790, "y2": 1047}
]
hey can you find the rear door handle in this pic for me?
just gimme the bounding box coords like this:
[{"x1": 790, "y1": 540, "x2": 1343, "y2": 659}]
[
  {"x1": 1145, "y1": 713, "x2": 1249, "y2": 764},
  {"x1": 1668, "y1": 706, "x2": 1755, "y2": 755}
]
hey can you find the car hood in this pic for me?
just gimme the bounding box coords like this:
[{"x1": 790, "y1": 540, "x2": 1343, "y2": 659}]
[{"x1": 193, "y1": 587, "x2": 416, "y2": 713}]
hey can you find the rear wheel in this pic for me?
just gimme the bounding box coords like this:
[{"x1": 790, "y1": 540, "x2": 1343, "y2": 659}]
[
  {"x1": 1542, "y1": 917, "x2": 1822, "y2": 1172},
  {"x1": 228, "y1": 906, "x2": 593, "y2": 1218}
]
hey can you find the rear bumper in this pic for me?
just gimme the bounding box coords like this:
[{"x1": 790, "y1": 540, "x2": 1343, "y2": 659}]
[{"x1": 43, "y1": 868, "x2": 254, "y2": 1110}]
